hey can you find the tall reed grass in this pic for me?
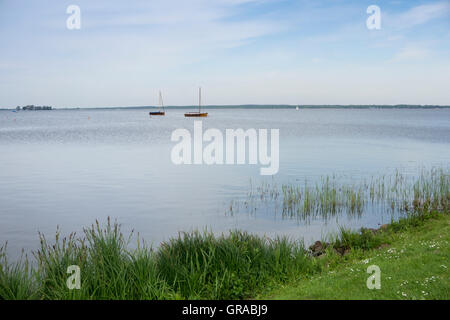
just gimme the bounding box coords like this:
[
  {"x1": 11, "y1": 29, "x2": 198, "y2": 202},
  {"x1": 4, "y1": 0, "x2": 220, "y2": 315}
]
[
  {"x1": 228, "y1": 167, "x2": 449, "y2": 222},
  {"x1": 0, "y1": 219, "x2": 318, "y2": 300}
]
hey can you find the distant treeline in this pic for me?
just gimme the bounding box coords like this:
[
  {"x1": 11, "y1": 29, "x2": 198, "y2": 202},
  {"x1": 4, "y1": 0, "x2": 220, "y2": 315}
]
[
  {"x1": 1, "y1": 105, "x2": 449, "y2": 110},
  {"x1": 136, "y1": 104, "x2": 450, "y2": 110}
]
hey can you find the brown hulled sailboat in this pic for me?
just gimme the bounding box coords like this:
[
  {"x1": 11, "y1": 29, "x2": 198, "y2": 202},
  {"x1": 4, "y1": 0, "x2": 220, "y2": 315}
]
[{"x1": 184, "y1": 87, "x2": 208, "y2": 117}]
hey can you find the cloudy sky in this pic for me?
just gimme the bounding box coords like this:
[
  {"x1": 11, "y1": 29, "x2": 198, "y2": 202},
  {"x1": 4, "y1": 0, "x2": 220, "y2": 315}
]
[{"x1": 0, "y1": 0, "x2": 449, "y2": 107}]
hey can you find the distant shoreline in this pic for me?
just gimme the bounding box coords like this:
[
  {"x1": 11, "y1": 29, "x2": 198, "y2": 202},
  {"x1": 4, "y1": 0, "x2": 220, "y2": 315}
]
[{"x1": 1, "y1": 104, "x2": 450, "y2": 111}]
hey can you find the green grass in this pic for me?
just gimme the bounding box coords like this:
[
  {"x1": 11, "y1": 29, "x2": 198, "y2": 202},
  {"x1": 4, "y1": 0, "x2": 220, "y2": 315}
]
[
  {"x1": 259, "y1": 211, "x2": 450, "y2": 300},
  {"x1": 155, "y1": 231, "x2": 317, "y2": 299}
]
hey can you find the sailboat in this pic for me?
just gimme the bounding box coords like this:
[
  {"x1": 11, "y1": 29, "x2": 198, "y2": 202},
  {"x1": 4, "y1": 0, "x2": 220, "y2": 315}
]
[
  {"x1": 149, "y1": 91, "x2": 165, "y2": 116},
  {"x1": 184, "y1": 87, "x2": 208, "y2": 117}
]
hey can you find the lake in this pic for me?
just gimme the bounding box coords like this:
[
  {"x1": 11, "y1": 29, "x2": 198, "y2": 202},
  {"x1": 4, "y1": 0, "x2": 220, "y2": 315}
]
[{"x1": 0, "y1": 108, "x2": 449, "y2": 259}]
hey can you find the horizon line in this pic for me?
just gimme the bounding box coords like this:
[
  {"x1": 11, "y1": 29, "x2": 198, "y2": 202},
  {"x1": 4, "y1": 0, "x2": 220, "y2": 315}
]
[{"x1": 3, "y1": 104, "x2": 450, "y2": 110}]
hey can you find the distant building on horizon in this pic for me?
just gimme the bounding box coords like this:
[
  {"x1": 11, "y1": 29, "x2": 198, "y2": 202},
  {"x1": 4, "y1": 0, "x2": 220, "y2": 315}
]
[{"x1": 20, "y1": 105, "x2": 52, "y2": 110}]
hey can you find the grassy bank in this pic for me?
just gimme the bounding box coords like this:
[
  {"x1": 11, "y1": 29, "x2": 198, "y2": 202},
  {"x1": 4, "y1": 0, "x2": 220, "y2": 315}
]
[
  {"x1": 0, "y1": 209, "x2": 448, "y2": 300},
  {"x1": 260, "y1": 211, "x2": 450, "y2": 300}
]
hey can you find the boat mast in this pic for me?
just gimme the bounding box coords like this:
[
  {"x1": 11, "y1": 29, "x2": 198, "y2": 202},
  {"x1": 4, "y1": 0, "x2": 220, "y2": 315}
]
[
  {"x1": 198, "y1": 87, "x2": 201, "y2": 113},
  {"x1": 159, "y1": 91, "x2": 164, "y2": 111}
]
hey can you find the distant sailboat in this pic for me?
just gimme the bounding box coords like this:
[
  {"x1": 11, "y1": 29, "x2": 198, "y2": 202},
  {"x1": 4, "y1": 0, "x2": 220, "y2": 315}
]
[
  {"x1": 296, "y1": 105, "x2": 299, "y2": 110},
  {"x1": 184, "y1": 87, "x2": 208, "y2": 117},
  {"x1": 149, "y1": 91, "x2": 165, "y2": 116}
]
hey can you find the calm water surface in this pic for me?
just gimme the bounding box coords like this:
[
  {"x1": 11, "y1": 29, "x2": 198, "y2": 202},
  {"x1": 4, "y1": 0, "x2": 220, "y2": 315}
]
[{"x1": 1, "y1": 108, "x2": 449, "y2": 258}]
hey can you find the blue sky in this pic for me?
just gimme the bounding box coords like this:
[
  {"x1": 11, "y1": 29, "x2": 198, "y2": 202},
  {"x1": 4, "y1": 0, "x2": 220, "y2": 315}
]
[{"x1": 0, "y1": 0, "x2": 449, "y2": 107}]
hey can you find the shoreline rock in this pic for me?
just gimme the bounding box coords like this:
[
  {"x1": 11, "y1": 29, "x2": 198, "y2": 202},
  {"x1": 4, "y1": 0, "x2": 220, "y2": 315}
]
[{"x1": 309, "y1": 223, "x2": 390, "y2": 258}]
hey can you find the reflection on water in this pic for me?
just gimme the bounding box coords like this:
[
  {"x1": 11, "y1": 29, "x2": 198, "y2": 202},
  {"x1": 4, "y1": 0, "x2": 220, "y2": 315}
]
[{"x1": 0, "y1": 108, "x2": 449, "y2": 259}]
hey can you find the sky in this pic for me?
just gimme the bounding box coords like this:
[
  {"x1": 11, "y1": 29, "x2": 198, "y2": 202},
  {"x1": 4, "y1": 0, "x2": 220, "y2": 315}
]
[{"x1": 0, "y1": 0, "x2": 449, "y2": 108}]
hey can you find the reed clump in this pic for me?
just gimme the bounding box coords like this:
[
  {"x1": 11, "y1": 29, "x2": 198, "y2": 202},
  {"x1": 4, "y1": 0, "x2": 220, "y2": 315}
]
[{"x1": 232, "y1": 167, "x2": 449, "y2": 222}]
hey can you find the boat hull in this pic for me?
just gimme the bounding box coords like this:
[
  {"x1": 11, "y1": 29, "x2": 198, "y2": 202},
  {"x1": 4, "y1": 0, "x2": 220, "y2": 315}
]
[
  {"x1": 184, "y1": 112, "x2": 208, "y2": 117},
  {"x1": 149, "y1": 111, "x2": 165, "y2": 116}
]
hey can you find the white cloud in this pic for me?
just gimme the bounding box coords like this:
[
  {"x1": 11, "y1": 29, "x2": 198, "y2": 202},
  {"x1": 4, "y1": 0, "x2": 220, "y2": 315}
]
[
  {"x1": 55, "y1": 0, "x2": 285, "y2": 59},
  {"x1": 387, "y1": 1, "x2": 450, "y2": 29},
  {"x1": 83, "y1": 0, "x2": 268, "y2": 27},
  {"x1": 393, "y1": 46, "x2": 431, "y2": 61}
]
